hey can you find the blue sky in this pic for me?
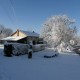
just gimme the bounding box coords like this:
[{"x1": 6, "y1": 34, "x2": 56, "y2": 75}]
[{"x1": 0, "y1": 0, "x2": 80, "y2": 34}]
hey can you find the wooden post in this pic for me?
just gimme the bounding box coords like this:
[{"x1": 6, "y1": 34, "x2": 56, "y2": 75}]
[
  {"x1": 28, "y1": 49, "x2": 33, "y2": 59},
  {"x1": 28, "y1": 51, "x2": 32, "y2": 59}
]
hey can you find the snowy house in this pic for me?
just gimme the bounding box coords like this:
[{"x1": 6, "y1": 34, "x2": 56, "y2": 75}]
[{"x1": 2, "y1": 29, "x2": 39, "y2": 45}]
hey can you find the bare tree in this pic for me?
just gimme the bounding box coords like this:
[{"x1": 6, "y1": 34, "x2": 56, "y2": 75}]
[{"x1": 0, "y1": 24, "x2": 13, "y2": 39}]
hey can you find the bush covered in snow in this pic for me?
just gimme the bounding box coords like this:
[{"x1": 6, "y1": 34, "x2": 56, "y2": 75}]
[
  {"x1": 4, "y1": 43, "x2": 29, "y2": 56},
  {"x1": 57, "y1": 42, "x2": 74, "y2": 53}
]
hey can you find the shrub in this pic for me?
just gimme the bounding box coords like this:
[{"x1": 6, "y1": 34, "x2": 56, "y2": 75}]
[{"x1": 4, "y1": 44, "x2": 13, "y2": 57}]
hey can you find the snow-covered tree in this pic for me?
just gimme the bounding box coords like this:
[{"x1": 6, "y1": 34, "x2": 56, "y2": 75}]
[
  {"x1": 41, "y1": 15, "x2": 77, "y2": 51},
  {"x1": 73, "y1": 35, "x2": 80, "y2": 45},
  {"x1": 0, "y1": 25, "x2": 13, "y2": 39}
]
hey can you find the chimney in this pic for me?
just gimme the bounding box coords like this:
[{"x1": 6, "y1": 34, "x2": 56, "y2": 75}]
[{"x1": 17, "y1": 29, "x2": 19, "y2": 36}]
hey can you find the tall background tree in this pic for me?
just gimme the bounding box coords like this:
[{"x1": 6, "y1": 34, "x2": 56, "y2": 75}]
[
  {"x1": 0, "y1": 24, "x2": 13, "y2": 39},
  {"x1": 41, "y1": 15, "x2": 77, "y2": 51}
]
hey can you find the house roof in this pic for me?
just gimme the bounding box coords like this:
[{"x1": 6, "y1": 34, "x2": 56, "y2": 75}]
[
  {"x1": 1, "y1": 30, "x2": 39, "y2": 41},
  {"x1": 1, "y1": 36, "x2": 25, "y2": 41},
  {"x1": 20, "y1": 30, "x2": 39, "y2": 37}
]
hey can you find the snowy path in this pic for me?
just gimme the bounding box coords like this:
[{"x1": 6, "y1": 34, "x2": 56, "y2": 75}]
[{"x1": 0, "y1": 47, "x2": 80, "y2": 80}]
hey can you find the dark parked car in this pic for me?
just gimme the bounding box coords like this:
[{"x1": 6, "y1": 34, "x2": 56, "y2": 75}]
[{"x1": 73, "y1": 46, "x2": 80, "y2": 55}]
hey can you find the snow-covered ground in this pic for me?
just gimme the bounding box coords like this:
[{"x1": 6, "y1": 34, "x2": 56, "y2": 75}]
[{"x1": 0, "y1": 46, "x2": 80, "y2": 80}]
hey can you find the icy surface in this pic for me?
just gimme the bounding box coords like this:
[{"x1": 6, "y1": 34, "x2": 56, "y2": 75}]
[{"x1": 0, "y1": 46, "x2": 80, "y2": 80}]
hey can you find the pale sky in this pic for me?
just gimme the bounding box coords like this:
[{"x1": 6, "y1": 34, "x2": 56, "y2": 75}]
[{"x1": 0, "y1": 0, "x2": 80, "y2": 34}]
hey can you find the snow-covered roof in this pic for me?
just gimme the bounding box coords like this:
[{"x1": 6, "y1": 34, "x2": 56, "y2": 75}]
[
  {"x1": 1, "y1": 30, "x2": 39, "y2": 41},
  {"x1": 1, "y1": 36, "x2": 25, "y2": 41},
  {"x1": 20, "y1": 30, "x2": 39, "y2": 37}
]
